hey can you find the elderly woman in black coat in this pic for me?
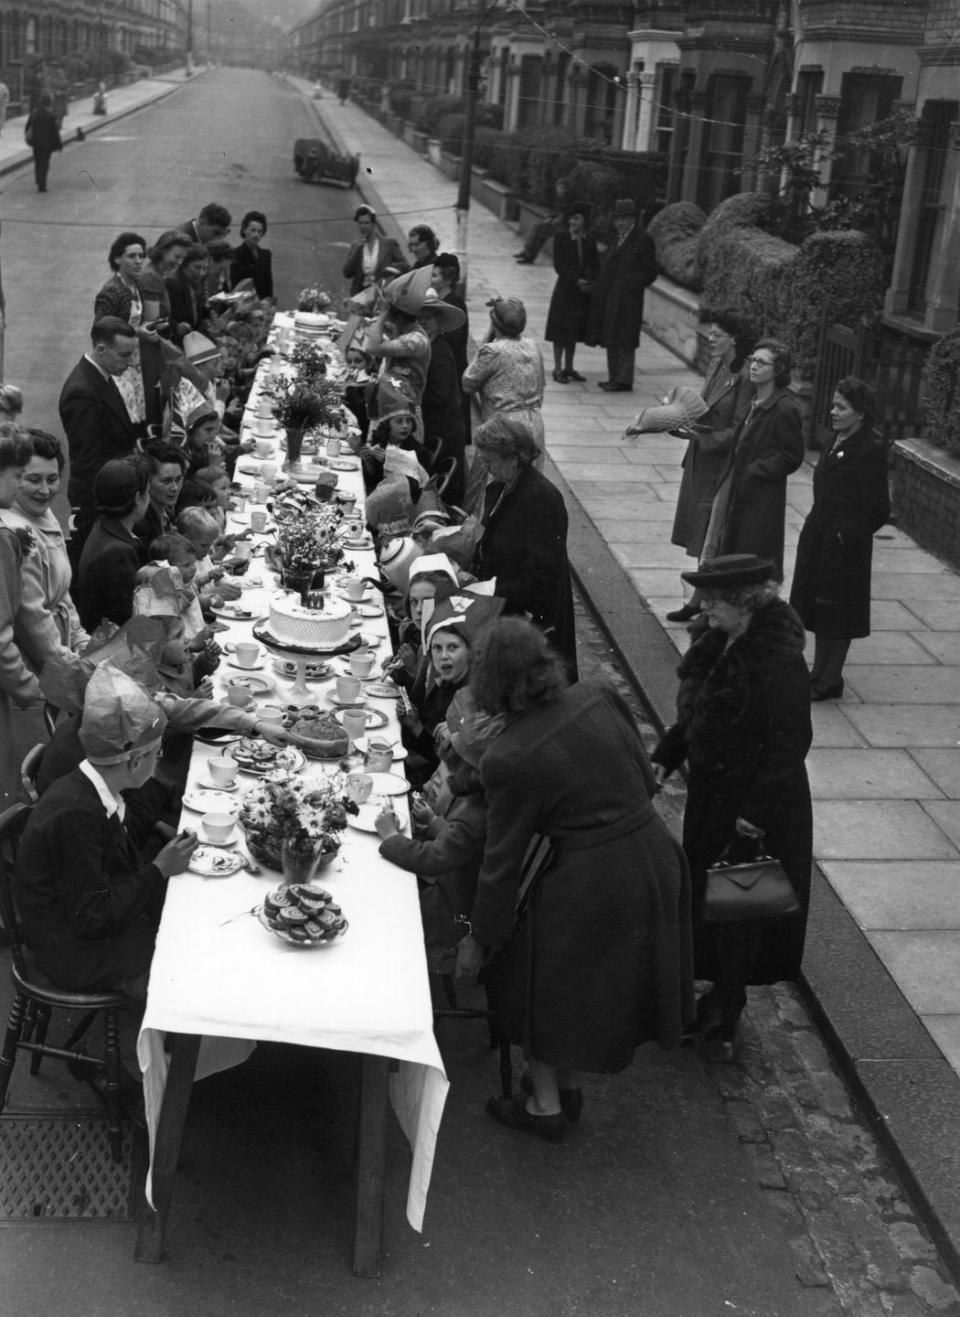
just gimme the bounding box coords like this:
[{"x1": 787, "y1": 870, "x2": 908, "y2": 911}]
[
  {"x1": 652, "y1": 554, "x2": 813, "y2": 1062},
  {"x1": 789, "y1": 377, "x2": 890, "y2": 701},
  {"x1": 456, "y1": 618, "x2": 693, "y2": 1140},
  {"x1": 544, "y1": 203, "x2": 598, "y2": 383},
  {"x1": 471, "y1": 415, "x2": 577, "y2": 677},
  {"x1": 710, "y1": 339, "x2": 804, "y2": 579}
]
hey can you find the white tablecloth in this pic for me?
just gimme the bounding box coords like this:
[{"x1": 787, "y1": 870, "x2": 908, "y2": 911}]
[{"x1": 138, "y1": 330, "x2": 448, "y2": 1231}]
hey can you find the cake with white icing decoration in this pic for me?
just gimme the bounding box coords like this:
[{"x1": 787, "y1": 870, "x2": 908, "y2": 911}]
[{"x1": 267, "y1": 592, "x2": 352, "y2": 649}]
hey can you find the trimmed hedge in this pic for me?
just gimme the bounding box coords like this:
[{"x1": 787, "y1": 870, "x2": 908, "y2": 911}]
[
  {"x1": 648, "y1": 202, "x2": 707, "y2": 290},
  {"x1": 702, "y1": 228, "x2": 798, "y2": 340},
  {"x1": 782, "y1": 231, "x2": 885, "y2": 378},
  {"x1": 563, "y1": 160, "x2": 622, "y2": 221},
  {"x1": 695, "y1": 191, "x2": 775, "y2": 286},
  {"x1": 920, "y1": 329, "x2": 960, "y2": 454}
]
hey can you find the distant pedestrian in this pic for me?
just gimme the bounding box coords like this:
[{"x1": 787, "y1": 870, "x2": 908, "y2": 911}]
[
  {"x1": 585, "y1": 198, "x2": 658, "y2": 392},
  {"x1": 544, "y1": 202, "x2": 598, "y2": 383},
  {"x1": 514, "y1": 178, "x2": 570, "y2": 266},
  {"x1": 25, "y1": 93, "x2": 62, "y2": 194},
  {"x1": 789, "y1": 376, "x2": 890, "y2": 701}
]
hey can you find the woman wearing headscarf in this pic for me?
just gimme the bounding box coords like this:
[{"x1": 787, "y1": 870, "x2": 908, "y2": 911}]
[
  {"x1": 471, "y1": 415, "x2": 577, "y2": 677},
  {"x1": 457, "y1": 618, "x2": 692, "y2": 1140}
]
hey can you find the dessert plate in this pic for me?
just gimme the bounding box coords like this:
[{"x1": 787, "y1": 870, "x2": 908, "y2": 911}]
[
  {"x1": 189, "y1": 848, "x2": 244, "y2": 877},
  {"x1": 182, "y1": 788, "x2": 240, "y2": 815},
  {"x1": 332, "y1": 707, "x2": 388, "y2": 730}
]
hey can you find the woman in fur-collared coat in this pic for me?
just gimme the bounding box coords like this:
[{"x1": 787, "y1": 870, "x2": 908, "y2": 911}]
[{"x1": 652, "y1": 555, "x2": 812, "y2": 1061}]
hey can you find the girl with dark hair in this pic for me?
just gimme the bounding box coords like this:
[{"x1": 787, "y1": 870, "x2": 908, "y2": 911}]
[
  {"x1": 230, "y1": 211, "x2": 273, "y2": 299},
  {"x1": 75, "y1": 458, "x2": 151, "y2": 632},
  {"x1": 789, "y1": 376, "x2": 889, "y2": 699},
  {"x1": 710, "y1": 338, "x2": 804, "y2": 579},
  {"x1": 667, "y1": 306, "x2": 758, "y2": 621},
  {"x1": 457, "y1": 617, "x2": 693, "y2": 1140}
]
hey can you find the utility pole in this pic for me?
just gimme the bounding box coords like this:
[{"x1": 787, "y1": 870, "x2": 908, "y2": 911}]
[{"x1": 454, "y1": 0, "x2": 500, "y2": 294}]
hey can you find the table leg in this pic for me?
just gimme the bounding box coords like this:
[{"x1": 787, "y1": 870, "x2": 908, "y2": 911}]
[
  {"x1": 353, "y1": 1053, "x2": 389, "y2": 1278},
  {"x1": 135, "y1": 1033, "x2": 201, "y2": 1263}
]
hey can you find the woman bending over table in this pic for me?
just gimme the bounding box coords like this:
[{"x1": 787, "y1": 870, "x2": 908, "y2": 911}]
[{"x1": 456, "y1": 618, "x2": 693, "y2": 1141}]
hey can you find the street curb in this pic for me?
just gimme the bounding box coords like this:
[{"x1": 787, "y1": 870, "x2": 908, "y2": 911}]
[
  {"x1": 0, "y1": 73, "x2": 193, "y2": 182},
  {"x1": 299, "y1": 83, "x2": 960, "y2": 1288}
]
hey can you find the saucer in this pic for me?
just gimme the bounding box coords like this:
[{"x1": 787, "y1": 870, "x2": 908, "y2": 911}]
[
  {"x1": 337, "y1": 587, "x2": 375, "y2": 604},
  {"x1": 327, "y1": 692, "x2": 368, "y2": 709},
  {"x1": 196, "y1": 777, "x2": 239, "y2": 793},
  {"x1": 199, "y1": 824, "x2": 241, "y2": 848},
  {"x1": 212, "y1": 604, "x2": 254, "y2": 620},
  {"x1": 228, "y1": 660, "x2": 265, "y2": 672},
  {"x1": 355, "y1": 737, "x2": 407, "y2": 762},
  {"x1": 349, "y1": 602, "x2": 381, "y2": 618},
  {"x1": 327, "y1": 457, "x2": 360, "y2": 472},
  {"x1": 226, "y1": 673, "x2": 276, "y2": 697},
  {"x1": 182, "y1": 788, "x2": 241, "y2": 815},
  {"x1": 332, "y1": 707, "x2": 388, "y2": 730},
  {"x1": 364, "y1": 680, "x2": 401, "y2": 700}
]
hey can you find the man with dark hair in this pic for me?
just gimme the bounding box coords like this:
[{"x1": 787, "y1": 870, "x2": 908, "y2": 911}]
[
  {"x1": 179, "y1": 202, "x2": 232, "y2": 245},
  {"x1": 134, "y1": 443, "x2": 187, "y2": 553},
  {"x1": 59, "y1": 317, "x2": 139, "y2": 560}
]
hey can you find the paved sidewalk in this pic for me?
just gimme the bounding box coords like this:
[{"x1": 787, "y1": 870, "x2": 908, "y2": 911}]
[
  {"x1": 299, "y1": 80, "x2": 960, "y2": 1272},
  {"x1": 0, "y1": 67, "x2": 193, "y2": 182}
]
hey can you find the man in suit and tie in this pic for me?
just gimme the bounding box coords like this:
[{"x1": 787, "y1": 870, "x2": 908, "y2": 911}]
[
  {"x1": 59, "y1": 316, "x2": 139, "y2": 563},
  {"x1": 585, "y1": 198, "x2": 659, "y2": 392}
]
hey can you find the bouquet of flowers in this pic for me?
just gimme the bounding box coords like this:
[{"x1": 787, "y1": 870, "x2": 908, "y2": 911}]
[
  {"x1": 297, "y1": 287, "x2": 334, "y2": 314},
  {"x1": 289, "y1": 341, "x2": 332, "y2": 385},
  {"x1": 273, "y1": 502, "x2": 346, "y2": 576},
  {"x1": 239, "y1": 767, "x2": 356, "y2": 871},
  {"x1": 268, "y1": 376, "x2": 343, "y2": 432}
]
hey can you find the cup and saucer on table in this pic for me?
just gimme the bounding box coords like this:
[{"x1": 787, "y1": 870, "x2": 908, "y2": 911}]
[
  {"x1": 199, "y1": 812, "x2": 241, "y2": 848},
  {"x1": 196, "y1": 756, "x2": 240, "y2": 792}
]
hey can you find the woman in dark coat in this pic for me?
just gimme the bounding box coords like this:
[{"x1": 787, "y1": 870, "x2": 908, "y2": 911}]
[
  {"x1": 790, "y1": 377, "x2": 889, "y2": 701},
  {"x1": 471, "y1": 415, "x2": 577, "y2": 677},
  {"x1": 652, "y1": 554, "x2": 813, "y2": 1062},
  {"x1": 75, "y1": 459, "x2": 150, "y2": 633},
  {"x1": 544, "y1": 203, "x2": 598, "y2": 383},
  {"x1": 713, "y1": 339, "x2": 804, "y2": 579},
  {"x1": 229, "y1": 210, "x2": 273, "y2": 300},
  {"x1": 667, "y1": 308, "x2": 756, "y2": 622},
  {"x1": 26, "y1": 92, "x2": 61, "y2": 192},
  {"x1": 456, "y1": 618, "x2": 693, "y2": 1141}
]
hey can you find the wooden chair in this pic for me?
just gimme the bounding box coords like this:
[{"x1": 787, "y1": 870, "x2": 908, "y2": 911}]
[
  {"x1": 19, "y1": 743, "x2": 45, "y2": 804},
  {"x1": 0, "y1": 804, "x2": 129, "y2": 1161}
]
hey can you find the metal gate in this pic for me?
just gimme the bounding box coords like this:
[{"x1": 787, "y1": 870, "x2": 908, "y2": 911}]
[{"x1": 807, "y1": 313, "x2": 874, "y2": 449}]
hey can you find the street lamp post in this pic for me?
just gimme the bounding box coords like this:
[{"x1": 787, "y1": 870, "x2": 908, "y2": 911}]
[{"x1": 454, "y1": 0, "x2": 501, "y2": 293}]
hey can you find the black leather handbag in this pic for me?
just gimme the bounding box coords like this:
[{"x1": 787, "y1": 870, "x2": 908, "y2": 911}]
[{"x1": 703, "y1": 843, "x2": 799, "y2": 923}]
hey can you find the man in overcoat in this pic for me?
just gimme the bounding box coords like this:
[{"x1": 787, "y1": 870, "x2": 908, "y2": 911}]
[{"x1": 585, "y1": 198, "x2": 658, "y2": 392}]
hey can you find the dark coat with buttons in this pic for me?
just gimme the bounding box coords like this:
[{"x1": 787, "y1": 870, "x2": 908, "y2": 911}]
[
  {"x1": 652, "y1": 599, "x2": 812, "y2": 985},
  {"x1": 789, "y1": 426, "x2": 889, "y2": 639},
  {"x1": 584, "y1": 223, "x2": 658, "y2": 352}
]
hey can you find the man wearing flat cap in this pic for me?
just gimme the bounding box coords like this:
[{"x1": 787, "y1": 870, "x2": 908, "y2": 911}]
[
  {"x1": 585, "y1": 198, "x2": 659, "y2": 392},
  {"x1": 15, "y1": 664, "x2": 197, "y2": 996}
]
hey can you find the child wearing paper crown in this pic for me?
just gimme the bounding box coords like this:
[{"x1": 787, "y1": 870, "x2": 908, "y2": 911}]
[{"x1": 134, "y1": 538, "x2": 220, "y2": 695}]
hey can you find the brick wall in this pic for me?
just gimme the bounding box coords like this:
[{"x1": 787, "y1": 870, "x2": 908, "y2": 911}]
[{"x1": 892, "y1": 439, "x2": 960, "y2": 570}]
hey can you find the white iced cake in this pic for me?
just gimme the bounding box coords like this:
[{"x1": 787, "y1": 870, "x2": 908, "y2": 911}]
[{"x1": 268, "y1": 592, "x2": 352, "y2": 649}]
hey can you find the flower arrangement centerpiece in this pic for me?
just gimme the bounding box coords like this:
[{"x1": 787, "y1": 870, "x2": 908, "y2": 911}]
[
  {"x1": 289, "y1": 341, "x2": 331, "y2": 385},
  {"x1": 273, "y1": 502, "x2": 346, "y2": 599},
  {"x1": 297, "y1": 287, "x2": 334, "y2": 314},
  {"x1": 239, "y1": 767, "x2": 356, "y2": 881},
  {"x1": 269, "y1": 375, "x2": 346, "y2": 467}
]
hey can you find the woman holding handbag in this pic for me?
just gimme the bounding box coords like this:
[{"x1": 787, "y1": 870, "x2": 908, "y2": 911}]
[{"x1": 651, "y1": 554, "x2": 813, "y2": 1061}]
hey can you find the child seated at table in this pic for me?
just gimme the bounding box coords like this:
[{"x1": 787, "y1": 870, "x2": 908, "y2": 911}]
[
  {"x1": 135, "y1": 540, "x2": 219, "y2": 694},
  {"x1": 174, "y1": 507, "x2": 242, "y2": 606},
  {"x1": 374, "y1": 690, "x2": 501, "y2": 975}
]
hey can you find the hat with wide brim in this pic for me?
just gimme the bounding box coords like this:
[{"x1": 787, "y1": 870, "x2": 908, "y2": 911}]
[
  {"x1": 681, "y1": 554, "x2": 775, "y2": 589},
  {"x1": 384, "y1": 267, "x2": 465, "y2": 333}
]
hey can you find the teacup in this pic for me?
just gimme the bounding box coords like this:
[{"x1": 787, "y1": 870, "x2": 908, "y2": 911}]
[
  {"x1": 256, "y1": 397, "x2": 273, "y2": 419},
  {"x1": 207, "y1": 757, "x2": 237, "y2": 788},
  {"x1": 342, "y1": 708, "x2": 368, "y2": 744},
  {"x1": 232, "y1": 642, "x2": 262, "y2": 668},
  {"x1": 346, "y1": 772, "x2": 373, "y2": 805},
  {"x1": 250, "y1": 510, "x2": 268, "y2": 533},
  {"x1": 253, "y1": 482, "x2": 270, "y2": 503},
  {"x1": 364, "y1": 740, "x2": 393, "y2": 773},
  {"x1": 255, "y1": 439, "x2": 273, "y2": 458},
  {"x1": 336, "y1": 675, "x2": 362, "y2": 703},
  {"x1": 226, "y1": 685, "x2": 254, "y2": 709},
  {"x1": 326, "y1": 435, "x2": 342, "y2": 457},
  {"x1": 201, "y1": 812, "x2": 235, "y2": 843},
  {"x1": 260, "y1": 461, "x2": 278, "y2": 483},
  {"x1": 349, "y1": 649, "x2": 376, "y2": 678},
  {"x1": 344, "y1": 577, "x2": 367, "y2": 603}
]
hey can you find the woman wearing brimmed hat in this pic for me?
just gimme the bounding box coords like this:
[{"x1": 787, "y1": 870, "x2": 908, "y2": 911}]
[
  {"x1": 652, "y1": 554, "x2": 813, "y2": 1062},
  {"x1": 367, "y1": 267, "x2": 465, "y2": 411}
]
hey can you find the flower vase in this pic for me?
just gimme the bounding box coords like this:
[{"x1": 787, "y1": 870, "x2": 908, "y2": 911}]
[
  {"x1": 310, "y1": 565, "x2": 326, "y2": 593},
  {"x1": 283, "y1": 570, "x2": 315, "y2": 606},
  {"x1": 285, "y1": 424, "x2": 306, "y2": 470},
  {"x1": 281, "y1": 835, "x2": 319, "y2": 886}
]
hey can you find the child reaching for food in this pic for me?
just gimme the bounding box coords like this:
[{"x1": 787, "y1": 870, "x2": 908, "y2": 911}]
[{"x1": 133, "y1": 540, "x2": 220, "y2": 694}]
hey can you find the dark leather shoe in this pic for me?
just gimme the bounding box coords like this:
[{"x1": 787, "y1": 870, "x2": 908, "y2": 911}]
[
  {"x1": 552, "y1": 369, "x2": 568, "y2": 383},
  {"x1": 486, "y1": 1094, "x2": 565, "y2": 1141},
  {"x1": 564, "y1": 370, "x2": 585, "y2": 382},
  {"x1": 666, "y1": 603, "x2": 701, "y2": 623},
  {"x1": 514, "y1": 254, "x2": 534, "y2": 264},
  {"x1": 810, "y1": 680, "x2": 844, "y2": 701},
  {"x1": 520, "y1": 1071, "x2": 583, "y2": 1121},
  {"x1": 598, "y1": 381, "x2": 632, "y2": 392}
]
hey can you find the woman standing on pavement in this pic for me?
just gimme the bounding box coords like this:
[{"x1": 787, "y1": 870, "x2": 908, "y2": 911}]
[
  {"x1": 666, "y1": 308, "x2": 757, "y2": 623},
  {"x1": 710, "y1": 339, "x2": 804, "y2": 580},
  {"x1": 342, "y1": 205, "x2": 408, "y2": 297},
  {"x1": 25, "y1": 92, "x2": 61, "y2": 193},
  {"x1": 456, "y1": 617, "x2": 693, "y2": 1141},
  {"x1": 789, "y1": 377, "x2": 890, "y2": 701},
  {"x1": 544, "y1": 203, "x2": 598, "y2": 384},
  {"x1": 652, "y1": 554, "x2": 813, "y2": 1062}
]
